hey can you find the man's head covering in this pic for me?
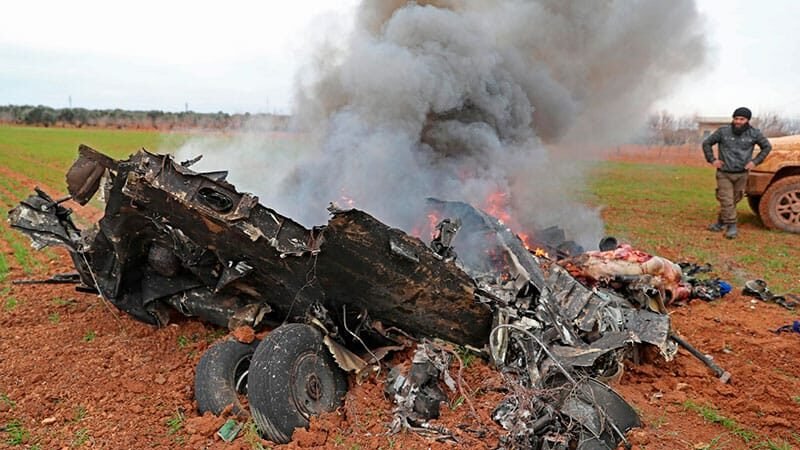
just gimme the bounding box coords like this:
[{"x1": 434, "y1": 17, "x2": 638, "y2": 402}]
[{"x1": 733, "y1": 107, "x2": 752, "y2": 120}]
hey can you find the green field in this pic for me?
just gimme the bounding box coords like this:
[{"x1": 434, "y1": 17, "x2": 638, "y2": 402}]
[
  {"x1": 590, "y1": 162, "x2": 797, "y2": 292},
  {"x1": 0, "y1": 125, "x2": 797, "y2": 292},
  {"x1": 0, "y1": 126, "x2": 186, "y2": 279},
  {"x1": 0, "y1": 125, "x2": 191, "y2": 191}
]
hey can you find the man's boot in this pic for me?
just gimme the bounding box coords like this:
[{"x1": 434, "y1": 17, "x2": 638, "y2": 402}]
[
  {"x1": 725, "y1": 223, "x2": 738, "y2": 239},
  {"x1": 708, "y1": 222, "x2": 725, "y2": 232}
]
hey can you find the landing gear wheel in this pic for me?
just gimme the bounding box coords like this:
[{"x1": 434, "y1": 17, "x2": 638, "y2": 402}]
[
  {"x1": 758, "y1": 176, "x2": 800, "y2": 233},
  {"x1": 747, "y1": 195, "x2": 761, "y2": 217},
  {"x1": 194, "y1": 338, "x2": 259, "y2": 416},
  {"x1": 248, "y1": 324, "x2": 348, "y2": 444}
]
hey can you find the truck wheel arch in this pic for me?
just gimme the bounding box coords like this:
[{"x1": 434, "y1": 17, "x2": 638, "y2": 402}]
[{"x1": 758, "y1": 175, "x2": 800, "y2": 233}]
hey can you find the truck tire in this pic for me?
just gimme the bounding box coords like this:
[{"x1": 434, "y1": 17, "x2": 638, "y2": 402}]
[
  {"x1": 758, "y1": 175, "x2": 800, "y2": 233},
  {"x1": 248, "y1": 324, "x2": 348, "y2": 444},
  {"x1": 194, "y1": 338, "x2": 258, "y2": 416},
  {"x1": 747, "y1": 195, "x2": 761, "y2": 217}
]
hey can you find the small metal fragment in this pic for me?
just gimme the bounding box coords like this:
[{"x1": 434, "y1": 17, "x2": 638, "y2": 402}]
[{"x1": 217, "y1": 419, "x2": 242, "y2": 442}]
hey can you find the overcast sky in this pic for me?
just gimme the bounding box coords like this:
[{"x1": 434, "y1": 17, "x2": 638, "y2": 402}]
[{"x1": 1, "y1": 0, "x2": 798, "y2": 118}]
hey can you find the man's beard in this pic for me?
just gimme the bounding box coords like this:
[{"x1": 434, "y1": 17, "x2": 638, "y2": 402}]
[{"x1": 731, "y1": 121, "x2": 750, "y2": 136}]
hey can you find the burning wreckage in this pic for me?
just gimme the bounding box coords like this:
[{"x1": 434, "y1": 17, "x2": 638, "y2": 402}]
[{"x1": 9, "y1": 145, "x2": 729, "y2": 448}]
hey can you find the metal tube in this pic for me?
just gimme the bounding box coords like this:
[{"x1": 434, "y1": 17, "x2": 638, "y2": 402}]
[{"x1": 670, "y1": 332, "x2": 731, "y2": 383}]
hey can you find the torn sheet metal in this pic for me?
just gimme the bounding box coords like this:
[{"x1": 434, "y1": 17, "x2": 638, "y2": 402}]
[
  {"x1": 389, "y1": 237, "x2": 419, "y2": 263},
  {"x1": 430, "y1": 217, "x2": 460, "y2": 261},
  {"x1": 12, "y1": 145, "x2": 689, "y2": 450},
  {"x1": 549, "y1": 334, "x2": 629, "y2": 368},
  {"x1": 66, "y1": 144, "x2": 118, "y2": 205},
  {"x1": 11, "y1": 146, "x2": 325, "y2": 328},
  {"x1": 315, "y1": 208, "x2": 492, "y2": 348},
  {"x1": 559, "y1": 379, "x2": 641, "y2": 450},
  {"x1": 490, "y1": 376, "x2": 640, "y2": 450},
  {"x1": 387, "y1": 342, "x2": 457, "y2": 440},
  {"x1": 8, "y1": 188, "x2": 81, "y2": 251},
  {"x1": 162, "y1": 288, "x2": 271, "y2": 329},
  {"x1": 469, "y1": 235, "x2": 675, "y2": 448},
  {"x1": 426, "y1": 198, "x2": 547, "y2": 293},
  {"x1": 324, "y1": 334, "x2": 369, "y2": 373},
  {"x1": 10, "y1": 146, "x2": 495, "y2": 347},
  {"x1": 623, "y1": 308, "x2": 677, "y2": 359}
]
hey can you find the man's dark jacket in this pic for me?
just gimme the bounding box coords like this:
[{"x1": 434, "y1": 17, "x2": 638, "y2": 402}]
[{"x1": 702, "y1": 125, "x2": 772, "y2": 172}]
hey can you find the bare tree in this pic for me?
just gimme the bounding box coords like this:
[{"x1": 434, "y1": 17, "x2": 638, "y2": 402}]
[
  {"x1": 645, "y1": 111, "x2": 697, "y2": 145},
  {"x1": 751, "y1": 112, "x2": 800, "y2": 137}
]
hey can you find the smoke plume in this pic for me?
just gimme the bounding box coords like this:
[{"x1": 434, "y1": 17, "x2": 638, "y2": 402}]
[{"x1": 178, "y1": 0, "x2": 706, "y2": 248}]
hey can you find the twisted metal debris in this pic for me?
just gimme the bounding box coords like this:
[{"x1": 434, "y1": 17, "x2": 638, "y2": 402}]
[{"x1": 9, "y1": 146, "x2": 727, "y2": 448}]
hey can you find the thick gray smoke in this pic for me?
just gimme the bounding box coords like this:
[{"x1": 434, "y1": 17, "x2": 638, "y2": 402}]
[{"x1": 177, "y1": 0, "x2": 706, "y2": 248}]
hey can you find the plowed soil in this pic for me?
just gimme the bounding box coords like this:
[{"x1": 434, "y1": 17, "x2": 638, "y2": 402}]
[{"x1": 2, "y1": 167, "x2": 799, "y2": 450}]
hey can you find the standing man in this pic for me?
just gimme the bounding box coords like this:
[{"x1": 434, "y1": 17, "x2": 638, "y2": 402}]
[{"x1": 702, "y1": 107, "x2": 772, "y2": 239}]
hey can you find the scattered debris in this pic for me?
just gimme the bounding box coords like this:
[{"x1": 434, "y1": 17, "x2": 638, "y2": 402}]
[
  {"x1": 678, "y1": 262, "x2": 732, "y2": 302},
  {"x1": 386, "y1": 342, "x2": 457, "y2": 442},
  {"x1": 217, "y1": 419, "x2": 243, "y2": 442},
  {"x1": 7, "y1": 146, "x2": 735, "y2": 447},
  {"x1": 11, "y1": 272, "x2": 83, "y2": 285},
  {"x1": 491, "y1": 377, "x2": 640, "y2": 450},
  {"x1": 743, "y1": 279, "x2": 798, "y2": 310},
  {"x1": 773, "y1": 320, "x2": 800, "y2": 334},
  {"x1": 430, "y1": 218, "x2": 461, "y2": 262},
  {"x1": 669, "y1": 333, "x2": 731, "y2": 383},
  {"x1": 9, "y1": 146, "x2": 490, "y2": 346}
]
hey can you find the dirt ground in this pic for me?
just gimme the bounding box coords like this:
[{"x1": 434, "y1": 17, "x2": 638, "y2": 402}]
[{"x1": 2, "y1": 163, "x2": 799, "y2": 450}]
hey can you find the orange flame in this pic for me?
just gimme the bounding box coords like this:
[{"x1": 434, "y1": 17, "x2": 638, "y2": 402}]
[
  {"x1": 483, "y1": 189, "x2": 534, "y2": 250},
  {"x1": 411, "y1": 210, "x2": 442, "y2": 239},
  {"x1": 427, "y1": 212, "x2": 441, "y2": 239},
  {"x1": 518, "y1": 232, "x2": 534, "y2": 251},
  {"x1": 484, "y1": 191, "x2": 512, "y2": 226}
]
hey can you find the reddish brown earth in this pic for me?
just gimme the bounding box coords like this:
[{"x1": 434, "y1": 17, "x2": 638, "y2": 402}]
[{"x1": 2, "y1": 156, "x2": 800, "y2": 449}]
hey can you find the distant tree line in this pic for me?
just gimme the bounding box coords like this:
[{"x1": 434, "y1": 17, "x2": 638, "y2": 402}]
[
  {"x1": 0, "y1": 105, "x2": 290, "y2": 131},
  {"x1": 643, "y1": 111, "x2": 800, "y2": 146}
]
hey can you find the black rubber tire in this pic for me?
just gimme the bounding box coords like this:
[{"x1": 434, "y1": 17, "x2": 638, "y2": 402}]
[
  {"x1": 248, "y1": 324, "x2": 348, "y2": 444},
  {"x1": 194, "y1": 338, "x2": 258, "y2": 416},
  {"x1": 747, "y1": 195, "x2": 761, "y2": 217},
  {"x1": 758, "y1": 175, "x2": 800, "y2": 233}
]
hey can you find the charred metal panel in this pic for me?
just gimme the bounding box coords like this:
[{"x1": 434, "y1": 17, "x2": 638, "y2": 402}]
[
  {"x1": 66, "y1": 144, "x2": 118, "y2": 205},
  {"x1": 426, "y1": 198, "x2": 547, "y2": 292},
  {"x1": 622, "y1": 308, "x2": 674, "y2": 356},
  {"x1": 9, "y1": 189, "x2": 81, "y2": 251},
  {"x1": 315, "y1": 209, "x2": 492, "y2": 348},
  {"x1": 163, "y1": 287, "x2": 271, "y2": 329},
  {"x1": 98, "y1": 150, "x2": 323, "y2": 324}
]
